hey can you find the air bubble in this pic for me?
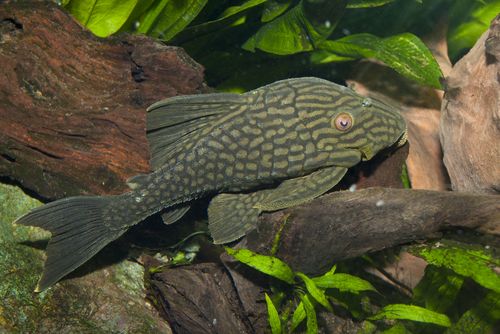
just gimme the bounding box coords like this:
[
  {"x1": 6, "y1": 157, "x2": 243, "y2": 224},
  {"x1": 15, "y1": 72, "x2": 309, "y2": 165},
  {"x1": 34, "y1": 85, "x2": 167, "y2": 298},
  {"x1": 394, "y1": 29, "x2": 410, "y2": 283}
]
[
  {"x1": 362, "y1": 98, "x2": 372, "y2": 107},
  {"x1": 133, "y1": 21, "x2": 140, "y2": 30},
  {"x1": 349, "y1": 184, "x2": 357, "y2": 192},
  {"x1": 376, "y1": 200, "x2": 384, "y2": 207},
  {"x1": 342, "y1": 28, "x2": 351, "y2": 36},
  {"x1": 324, "y1": 20, "x2": 331, "y2": 29}
]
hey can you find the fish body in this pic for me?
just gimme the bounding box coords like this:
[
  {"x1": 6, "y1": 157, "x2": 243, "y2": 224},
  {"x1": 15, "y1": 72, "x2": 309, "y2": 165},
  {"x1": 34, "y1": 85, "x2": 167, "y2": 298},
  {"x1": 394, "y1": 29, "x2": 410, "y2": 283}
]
[{"x1": 15, "y1": 77, "x2": 407, "y2": 291}]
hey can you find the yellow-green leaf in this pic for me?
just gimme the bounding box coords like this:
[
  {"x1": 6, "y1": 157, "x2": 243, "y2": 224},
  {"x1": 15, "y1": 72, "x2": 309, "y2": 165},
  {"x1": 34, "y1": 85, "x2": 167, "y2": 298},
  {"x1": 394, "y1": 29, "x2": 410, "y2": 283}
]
[
  {"x1": 312, "y1": 273, "x2": 376, "y2": 293},
  {"x1": 318, "y1": 33, "x2": 443, "y2": 89},
  {"x1": 225, "y1": 248, "x2": 295, "y2": 284},
  {"x1": 290, "y1": 302, "x2": 306, "y2": 333},
  {"x1": 296, "y1": 272, "x2": 332, "y2": 311},
  {"x1": 299, "y1": 294, "x2": 318, "y2": 334},
  {"x1": 347, "y1": 0, "x2": 395, "y2": 8},
  {"x1": 413, "y1": 244, "x2": 500, "y2": 293},
  {"x1": 265, "y1": 293, "x2": 282, "y2": 334},
  {"x1": 370, "y1": 304, "x2": 451, "y2": 327},
  {"x1": 66, "y1": 0, "x2": 139, "y2": 37}
]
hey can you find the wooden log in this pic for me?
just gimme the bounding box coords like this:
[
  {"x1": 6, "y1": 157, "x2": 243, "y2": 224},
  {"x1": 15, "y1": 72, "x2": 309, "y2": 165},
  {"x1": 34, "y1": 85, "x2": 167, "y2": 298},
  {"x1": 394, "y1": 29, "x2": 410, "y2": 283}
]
[
  {"x1": 0, "y1": 2, "x2": 207, "y2": 199},
  {"x1": 246, "y1": 188, "x2": 500, "y2": 275}
]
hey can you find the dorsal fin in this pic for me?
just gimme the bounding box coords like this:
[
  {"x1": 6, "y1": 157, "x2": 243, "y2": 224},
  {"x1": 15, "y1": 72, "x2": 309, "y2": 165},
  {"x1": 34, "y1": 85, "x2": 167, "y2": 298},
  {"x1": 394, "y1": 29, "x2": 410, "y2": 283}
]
[{"x1": 146, "y1": 92, "x2": 248, "y2": 169}]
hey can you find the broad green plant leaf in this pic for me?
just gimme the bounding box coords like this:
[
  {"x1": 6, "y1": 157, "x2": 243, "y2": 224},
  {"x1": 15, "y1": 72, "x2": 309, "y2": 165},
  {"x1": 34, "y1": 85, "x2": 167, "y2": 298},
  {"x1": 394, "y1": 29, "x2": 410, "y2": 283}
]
[
  {"x1": 175, "y1": 0, "x2": 267, "y2": 43},
  {"x1": 143, "y1": 0, "x2": 208, "y2": 41},
  {"x1": 262, "y1": 0, "x2": 292, "y2": 22},
  {"x1": 318, "y1": 33, "x2": 443, "y2": 88},
  {"x1": 445, "y1": 291, "x2": 500, "y2": 334},
  {"x1": 225, "y1": 248, "x2": 295, "y2": 284},
  {"x1": 299, "y1": 293, "x2": 318, "y2": 334},
  {"x1": 370, "y1": 304, "x2": 451, "y2": 327},
  {"x1": 265, "y1": 293, "x2": 282, "y2": 334},
  {"x1": 413, "y1": 244, "x2": 500, "y2": 293},
  {"x1": 296, "y1": 272, "x2": 332, "y2": 311},
  {"x1": 413, "y1": 266, "x2": 464, "y2": 313},
  {"x1": 244, "y1": 0, "x2": 346, "y2": 55},
  {"x1": 347, "y1": 0, "x2": 395, "y2": 8},
  {"x1": 66, "y1": 0, "x2": 139, "y2": 37},
  {"x1": 312, "y1": 273, "x2": 377, "y2": 293},
  {"x1": 243, "y1": 4, "x2": 313, "y2": 55},
  {"x1": 136, "y1": 0, "x2": 170, "y2": 34},
  {"x1": 290, "y1": 302, "x2": 306, "y2": 333},
  {"x1": 448, "y1": 0, "x2": 500, "y2": 58}
]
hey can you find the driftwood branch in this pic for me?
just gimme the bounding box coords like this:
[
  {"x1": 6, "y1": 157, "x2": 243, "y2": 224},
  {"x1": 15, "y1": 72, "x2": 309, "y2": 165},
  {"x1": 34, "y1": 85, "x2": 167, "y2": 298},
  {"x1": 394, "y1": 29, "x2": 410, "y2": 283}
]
[
  {"x1": 249, "y1": 188, "x2": 500, "y2": 275},
  {"x1": 0, "y1": 2, "x2": 207, "y2": 199}
]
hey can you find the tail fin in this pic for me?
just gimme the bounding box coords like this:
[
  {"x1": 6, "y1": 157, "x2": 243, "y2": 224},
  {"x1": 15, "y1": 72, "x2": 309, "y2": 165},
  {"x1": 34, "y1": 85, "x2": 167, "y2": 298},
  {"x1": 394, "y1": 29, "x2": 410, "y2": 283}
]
[{"x1": 14, "y1": 195, "x2": 129, "y2": 292}]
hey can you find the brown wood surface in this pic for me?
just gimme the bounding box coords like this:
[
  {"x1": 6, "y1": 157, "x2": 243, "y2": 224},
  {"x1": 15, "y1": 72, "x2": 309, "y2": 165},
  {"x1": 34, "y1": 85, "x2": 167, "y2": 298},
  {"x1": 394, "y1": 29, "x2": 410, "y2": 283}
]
[{"x1": 0, "y1": 2, "x2": 207, "y2": 199}]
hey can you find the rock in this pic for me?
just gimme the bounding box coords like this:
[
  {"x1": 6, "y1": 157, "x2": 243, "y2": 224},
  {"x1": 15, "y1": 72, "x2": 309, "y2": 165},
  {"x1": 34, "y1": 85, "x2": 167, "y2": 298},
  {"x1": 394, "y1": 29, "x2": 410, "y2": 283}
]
[
  {"x1": 440, "y1": 14, "x2": 500, "y2": 194},
  {"x1": 0, "y1": 182, "x2": 171, "y2": 333}
]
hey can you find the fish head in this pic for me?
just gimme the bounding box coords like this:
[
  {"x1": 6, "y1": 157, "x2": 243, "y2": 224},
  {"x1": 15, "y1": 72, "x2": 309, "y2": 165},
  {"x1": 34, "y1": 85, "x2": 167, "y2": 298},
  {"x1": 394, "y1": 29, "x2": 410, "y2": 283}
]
[{"x1": 328, "y1": 93, "x2": 407, "y2": 162}]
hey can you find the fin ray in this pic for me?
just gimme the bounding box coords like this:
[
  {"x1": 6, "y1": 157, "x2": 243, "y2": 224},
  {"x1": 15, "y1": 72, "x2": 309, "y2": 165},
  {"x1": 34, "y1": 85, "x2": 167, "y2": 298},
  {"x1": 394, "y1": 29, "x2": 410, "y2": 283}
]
[
  {"x1": 15, "y1": 196, "x2": 129, "y2": 292},
  {"x1": 146, "y1": 93, "x2": 248, "y2": 169}
]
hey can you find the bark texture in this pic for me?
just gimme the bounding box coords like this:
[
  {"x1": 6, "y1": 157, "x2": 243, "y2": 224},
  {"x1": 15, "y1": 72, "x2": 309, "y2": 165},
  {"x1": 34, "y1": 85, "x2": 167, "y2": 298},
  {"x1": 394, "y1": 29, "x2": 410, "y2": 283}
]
[
  {"x1": 440, "y1": 14, "x2": 500, "y2": 194},
  {"x1": 0, "y1": 2, "x2": 207, "y2": 200}
]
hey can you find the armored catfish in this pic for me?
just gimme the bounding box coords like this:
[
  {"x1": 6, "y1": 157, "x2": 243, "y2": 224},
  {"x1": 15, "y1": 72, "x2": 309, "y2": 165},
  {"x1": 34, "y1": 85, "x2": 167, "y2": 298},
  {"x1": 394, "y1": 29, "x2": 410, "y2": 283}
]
[{"x1": 15, "y1": 77, "x2": 407, "y2": 291}]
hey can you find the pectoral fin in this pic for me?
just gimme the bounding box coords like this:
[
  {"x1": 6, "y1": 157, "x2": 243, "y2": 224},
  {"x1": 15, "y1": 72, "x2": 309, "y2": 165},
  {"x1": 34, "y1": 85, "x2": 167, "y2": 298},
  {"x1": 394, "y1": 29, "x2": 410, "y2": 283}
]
[
  {"x1": 255, "y1": 166, "x2": 347, "y2": 211},
  {"x1": 208, "y1": 192, "x2": 268, "y2": 244},
  {"x1": 208, "y1": 166, "x2": 347, "y2": 244},
  {"x1": 161, "y1": 204, "x2": 191, "y2": 225}
]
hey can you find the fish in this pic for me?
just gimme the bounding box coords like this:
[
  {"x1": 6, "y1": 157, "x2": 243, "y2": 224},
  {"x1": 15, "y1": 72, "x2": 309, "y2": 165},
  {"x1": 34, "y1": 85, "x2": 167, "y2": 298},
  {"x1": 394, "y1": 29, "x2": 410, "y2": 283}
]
[{"x1": 14, "y1": 77, "x2": 407, "y2": 292}]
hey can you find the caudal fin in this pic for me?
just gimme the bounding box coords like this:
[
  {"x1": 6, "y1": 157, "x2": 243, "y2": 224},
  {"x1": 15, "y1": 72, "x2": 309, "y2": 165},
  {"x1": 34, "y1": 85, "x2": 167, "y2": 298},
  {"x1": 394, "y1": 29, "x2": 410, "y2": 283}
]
[{"x1": 14, "y1": 195, "x2": 128, "y2": 292}]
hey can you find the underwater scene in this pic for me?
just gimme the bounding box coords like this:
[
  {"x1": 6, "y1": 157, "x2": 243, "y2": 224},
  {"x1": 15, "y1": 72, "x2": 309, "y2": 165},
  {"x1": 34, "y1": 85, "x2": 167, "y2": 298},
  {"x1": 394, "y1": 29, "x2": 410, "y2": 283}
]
[{"x1": 0, "y1": 0, "x2": 499, "y2": 333}]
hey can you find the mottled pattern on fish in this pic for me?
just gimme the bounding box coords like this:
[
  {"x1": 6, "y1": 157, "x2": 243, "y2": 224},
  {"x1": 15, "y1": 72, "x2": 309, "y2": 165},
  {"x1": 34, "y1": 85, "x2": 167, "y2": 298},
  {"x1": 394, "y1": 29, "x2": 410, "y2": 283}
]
[
  {"x1": 107, "y1": 78, "x2": 405, "y2": 224},
  {"x1": 15, "y1": 77, "x2": 407, "y2": 291}
]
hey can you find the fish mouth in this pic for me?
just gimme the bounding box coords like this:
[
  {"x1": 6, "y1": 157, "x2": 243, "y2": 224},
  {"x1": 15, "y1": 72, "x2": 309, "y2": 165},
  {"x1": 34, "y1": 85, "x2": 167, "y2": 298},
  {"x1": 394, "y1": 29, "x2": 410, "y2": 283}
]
[
  {"x1": 360, "y1": 145, "x2": 374, "y2": 161},
  {"x1": 395, "y1": 127, "x2": 408, "y2": 147}
]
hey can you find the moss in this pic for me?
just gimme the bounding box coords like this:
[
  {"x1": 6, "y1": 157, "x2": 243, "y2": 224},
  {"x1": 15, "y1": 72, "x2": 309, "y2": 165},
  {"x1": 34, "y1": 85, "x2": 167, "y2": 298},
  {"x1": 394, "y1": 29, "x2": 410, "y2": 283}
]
[{"x1": 0, "y1": 183, "x2": 170, "y2": 333}]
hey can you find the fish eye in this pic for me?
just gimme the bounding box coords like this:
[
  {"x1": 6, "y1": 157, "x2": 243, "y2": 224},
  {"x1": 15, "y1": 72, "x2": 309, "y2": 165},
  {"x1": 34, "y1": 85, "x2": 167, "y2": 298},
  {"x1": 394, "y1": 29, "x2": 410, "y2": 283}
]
[{"x1": 332, "y1": 112, "x2": 353, "y2": 131}]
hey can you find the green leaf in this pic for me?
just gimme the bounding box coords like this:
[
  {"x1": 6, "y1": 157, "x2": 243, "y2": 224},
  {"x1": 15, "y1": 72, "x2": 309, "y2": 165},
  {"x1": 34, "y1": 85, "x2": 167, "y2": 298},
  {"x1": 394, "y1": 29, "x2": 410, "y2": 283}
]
[
  {"x1": 400, "y1": 163, "x2": 411, "y2": 189},
  {"x1": 448, "y1": 0, "x2": 500, "y2": 58},
  {"x1": 66, "y1": 0, "x2": 139, "y2": 37},
  {"x1": 445, "y1": 291, "x2": 500, "y2": 334},
  {"x1": 299, "y1": 293, "x2": 318, "y2": 334},
  {"x1": 413, "y1": 266, "x2": 464, "y2": 313},
  {"x1": 310, "y1": 50, "x2": 356, "y2": 64},
  {"x1": 265, "y1": 293, "x2": 282, "y2": 334},
  {"x1": 145, "y1": 0, "x2": 208, "y2": 41},
  {"x1": 175, "y1": 0, "x2": 267, "y2": 43},
  {"x1": 225, "y1": 248, "x2": 295, "y2": 284},
  {"x1": 370, "y1": 304, "x2": 451, "y2": 327},
  {"x1": 296, "y1": 272, "x2": 332, "y2": 311},
  {"x1": 318, "y1": 33, "x2": 443, "y2": 88},
  {"x1": 413, "y1": 244, "x2": 500, "y2": 293},
  {"x1": 290, "y1": 302, "x2": 306, "y2": 333},
  {"x1": 136, "y1": 0, "x2": 170, "y2": 34},
  {"x1": 262, "y1": 0, "x2": 292, "y2": 22},
  {"x1": 243, "y1": 4, "x2": 313, "y2": 55},
  {"x1": 381, "y1": 323, "x2": 412, "y2": 334},
  {"x1": 312, "y1": 273, "x2": 377, "y2": 293},
  {"x1": 222, "y1": 0, "x2": 268, "y2": 18},
  {"x1": 244, "y1": 0, "x2": 346, "y2": 55},
  {"x1": 347, "y1": 0, "x2": 395, "y2": 8}
]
